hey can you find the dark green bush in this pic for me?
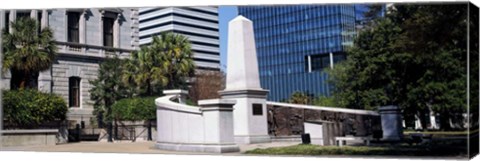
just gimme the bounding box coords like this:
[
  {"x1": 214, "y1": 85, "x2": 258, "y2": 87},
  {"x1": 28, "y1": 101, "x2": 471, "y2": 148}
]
[
  {"x1": 3, "y1": 89, "x2": 68, "y2": 128},
  {"x1": 111, "y1": 97, "x2": 157, "y2": 121}
]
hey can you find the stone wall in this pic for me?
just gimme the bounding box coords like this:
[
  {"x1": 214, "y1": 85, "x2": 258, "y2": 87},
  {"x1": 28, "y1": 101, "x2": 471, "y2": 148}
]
[
  {"x1": 52, "y1": 58, "x2": 100, "y2": 126},
  {"x1": 1, "y1": 129, "x2": 59, "y2": 147},
  {"x1": 267, "y1": 104, "x2": 381, "y2": 137}
]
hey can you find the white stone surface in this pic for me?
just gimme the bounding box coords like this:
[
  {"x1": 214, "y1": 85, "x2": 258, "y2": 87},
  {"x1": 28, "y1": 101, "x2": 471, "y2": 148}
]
[
  {"x1": 220, "y1": 16, "x2": 270, "y2": 144},
  {"x1": 155, "y1": 92, "x2": 239, "y2": 153},
  {"x1": 163, "y1": 89, "x2": 188, "y2": 104},
  {"x1": 304, "y1": 122, "x2": 324, "y2": 145},
  {"x1": 267, "y1": 101, "x2": 379, "y2": 116},
  {"x1": 225, "y1": 16, "x2": 262, "y2": 91}
]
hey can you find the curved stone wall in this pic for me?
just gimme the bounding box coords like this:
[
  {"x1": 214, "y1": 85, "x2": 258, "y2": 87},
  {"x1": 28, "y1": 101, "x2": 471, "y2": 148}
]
[{"x1": 155, "y1": 90, "x2": 239, "y2": 153}]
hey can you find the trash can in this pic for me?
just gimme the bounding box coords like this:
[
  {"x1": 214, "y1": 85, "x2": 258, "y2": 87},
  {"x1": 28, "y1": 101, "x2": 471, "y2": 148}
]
[{"x1": 301, "y1": 133, "x2": 311, "y2": 144}]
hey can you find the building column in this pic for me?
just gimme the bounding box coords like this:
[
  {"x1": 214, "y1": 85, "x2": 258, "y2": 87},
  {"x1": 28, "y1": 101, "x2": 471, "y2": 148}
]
[
  {"x1": 30, "y1": 10, "x2": 37, "y2": 19},
  {"x1": 41, "y1": 10, "x2": 48, "y2": 29},
  {"x1": 113, "y1": 13, "x2": 121, "y2": 48},
  {"x1": 79, "y1": 10, "x2": 86, "y2": 44},
  {"x1": 329, "y1": 52, "x2": 334, "y2": 69},
  {"x1": 38, "y1": 68, "x2": 53, "y2": 93},
  {"x1": 307, "y1": 55, "x2": 312, "y2": 73},
  {"x1": 9, "y1": 10, "x2": 15, "y2": 33}
]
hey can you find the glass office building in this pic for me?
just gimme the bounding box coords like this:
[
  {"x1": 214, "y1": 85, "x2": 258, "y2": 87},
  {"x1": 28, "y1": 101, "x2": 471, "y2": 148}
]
[{"x1": 238, "y1": 5, "x2": 357, "y2": 101}]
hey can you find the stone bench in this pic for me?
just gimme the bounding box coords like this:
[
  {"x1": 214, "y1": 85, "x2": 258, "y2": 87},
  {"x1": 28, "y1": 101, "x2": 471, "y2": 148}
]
[{"x1": 335, "y1": 136, "x2": 372, "y2": 147}]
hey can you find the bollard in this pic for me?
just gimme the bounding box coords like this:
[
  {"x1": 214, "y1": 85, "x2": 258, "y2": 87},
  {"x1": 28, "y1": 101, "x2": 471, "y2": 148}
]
[
  {"x1": 147, "y1": 121, "x2": 152, "y2": 141},
  {"x1": 107, "y1": 122, "x2": 113, "y2": 142},
  {"x1": 75, "y1": 123, "x2": 81, "y2": 142},
  {"x1": 301, "y1": 133, "x2": 311, "y2": 144}
]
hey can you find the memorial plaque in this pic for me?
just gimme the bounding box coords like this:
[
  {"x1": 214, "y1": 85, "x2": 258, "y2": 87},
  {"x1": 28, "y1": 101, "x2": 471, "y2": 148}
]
[{"x1": 252, "y1": 104, "x2": 263, "y2": 115}]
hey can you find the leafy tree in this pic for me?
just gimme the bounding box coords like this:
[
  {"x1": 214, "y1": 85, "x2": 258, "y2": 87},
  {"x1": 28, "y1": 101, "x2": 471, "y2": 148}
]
[
  {"x1": 122, "y1": 32, "x2": 195, "y2": 96},
  {"x1": 363, "y1": 4, "x2": 385, "y2": 21},
  {"x1": 468, "y1": 5, "x2": 479, "y2": 130},
  {"x1": 2, "y1": 17, "x2": 57, "y2": 89},
  {"x1": 89, "y1": 56, "x2": 131, "y2": 141},
  {"x1": 313, "y1": 95, "x2": 339, "y2": 107},
  {"x1": 328, "y1": 4, "x2": 468, "y2": 130}
]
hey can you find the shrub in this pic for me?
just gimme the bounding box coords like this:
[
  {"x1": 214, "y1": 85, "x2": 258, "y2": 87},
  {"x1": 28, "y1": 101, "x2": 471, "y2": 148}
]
[
  {"x1": 111, "y1": 97, "x2": 157, "y2": 121},
  {"x1": 3, "y1": 89, "x2": 68, "y2": 129},
  {"x1": 313, "y1": 95, "x2": 339, "y2": 107}
]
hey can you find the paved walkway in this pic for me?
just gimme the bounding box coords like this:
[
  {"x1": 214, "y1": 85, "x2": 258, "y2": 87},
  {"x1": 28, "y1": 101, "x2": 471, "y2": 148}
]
[{"x1": 1, "y1": 141, "x2": 299, "y2": 155}]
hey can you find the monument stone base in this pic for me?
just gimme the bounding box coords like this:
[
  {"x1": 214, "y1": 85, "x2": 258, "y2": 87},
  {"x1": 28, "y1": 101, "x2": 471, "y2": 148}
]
[
  {"x1": 379, "y1": 105, "x2": 404, "y2": 141},
  {"x1": 155, "y1": 142, "x2": 240, "y2": 153}
]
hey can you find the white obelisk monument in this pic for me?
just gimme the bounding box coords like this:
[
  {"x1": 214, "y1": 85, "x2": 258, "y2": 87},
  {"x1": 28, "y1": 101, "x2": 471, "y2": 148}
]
[{"x1": 219, "y1": 16, "x2": 271, "y2": 144}]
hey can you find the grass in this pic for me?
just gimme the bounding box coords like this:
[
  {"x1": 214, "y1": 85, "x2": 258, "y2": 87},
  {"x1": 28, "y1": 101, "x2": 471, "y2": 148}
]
[{"x1": 245, "y1": 144, "x2": 467, "y2": 157}]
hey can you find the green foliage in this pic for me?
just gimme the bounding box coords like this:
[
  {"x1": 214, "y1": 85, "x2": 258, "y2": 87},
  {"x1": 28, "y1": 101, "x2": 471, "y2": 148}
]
[
  {"x1": 89, "y1": 56, "x2": 132, "y2": 122},
  {"x1": 328, "y1": 4, "x2": 468, "y2": 129},
  {"x1": 90, "y1": 32, "x2": 195, "y2": 123},
  {"x1": 111, "y1": 97, "x2": 157, "y2": 121},
  {"x1": 2, "y1": 17, "x2": 57, "y2": 89},
  {"x1": 122, "y1": 32, "x2": 195, "y2": 96},
  {"x1": 2, "y1": 89, "x2": 68, "y2": 128},
  {"x1": 286, "y1": 91, "x2": 313, "y2": 105},
  {"x1": 313, "y1": 95, "x2": 339, "y2": 107}
]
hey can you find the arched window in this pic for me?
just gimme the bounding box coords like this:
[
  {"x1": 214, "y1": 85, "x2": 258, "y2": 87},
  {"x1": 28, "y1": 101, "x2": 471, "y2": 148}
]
[{"x1": 69, "y1": 77, "x2": 81, "y2": 107}]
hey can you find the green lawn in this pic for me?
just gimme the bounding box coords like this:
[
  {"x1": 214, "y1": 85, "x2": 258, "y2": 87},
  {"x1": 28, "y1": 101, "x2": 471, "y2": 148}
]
[{"x1": 245, "y1": 144, "x2": 467, "y2": 157}]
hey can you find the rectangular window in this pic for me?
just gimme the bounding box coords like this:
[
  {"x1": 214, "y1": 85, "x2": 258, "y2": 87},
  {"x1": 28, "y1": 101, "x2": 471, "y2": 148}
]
[
  {"x1": 16, "y1": 12, "x2": 30, "y2": 20},
  {"x1": 67, "y1": 12, "x2": 80, "y2": 43},
  {"x1": 103, "y1": 17, "x2": 114, "y2": 47},
  {"x1": 307, "y1": 53, "x2": 331, "y2": 72},
  {"x1": 69, "y1": 77, "x2": 81, "y2": 107},
  {"x1": 5, "y1": 12, "x2": 9, "y2": 33},
  {"x1": 252, "y1": 104, "x2": 263, "y2": 115},
  {"x1": 37, "y1": 12, "x2": 42, "y2": 35}
]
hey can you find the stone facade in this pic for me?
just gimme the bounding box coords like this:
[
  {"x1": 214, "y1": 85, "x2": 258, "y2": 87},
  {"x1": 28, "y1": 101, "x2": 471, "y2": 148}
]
[{"x1": 0, "y1": 8, "x2": 139, "y2": 127}]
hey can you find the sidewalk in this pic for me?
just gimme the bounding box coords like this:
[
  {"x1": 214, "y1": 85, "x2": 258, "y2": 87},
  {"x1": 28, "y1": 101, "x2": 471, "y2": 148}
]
[{"x1": 0, "y1": 141, "x2": 300, "y2": 155}]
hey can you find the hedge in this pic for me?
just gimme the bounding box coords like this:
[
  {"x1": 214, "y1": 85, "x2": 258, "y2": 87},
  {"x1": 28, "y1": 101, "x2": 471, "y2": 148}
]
[
  {"x1": 2, "y1": 89, "x2": 68, "y2": 129},
  {"x1": 111, "y1": 97, "x2": 157, "y2": 121}
]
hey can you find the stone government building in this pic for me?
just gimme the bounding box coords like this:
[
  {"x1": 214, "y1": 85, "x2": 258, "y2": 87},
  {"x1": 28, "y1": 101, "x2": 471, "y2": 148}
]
[{"x1": 0, "y1": 8, "x2": 140, "y2": 126}]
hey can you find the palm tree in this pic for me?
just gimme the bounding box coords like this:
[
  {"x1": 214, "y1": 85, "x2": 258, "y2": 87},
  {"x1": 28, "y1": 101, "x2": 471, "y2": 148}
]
[
  {"x1": 157, "y1": 32, "x2": 195, "y2": 89},
  {"x1": 2, "y1": 17, "x2": 57, "y2": 89},
  {"x1": 122, "y1": 32, "x2": 194, "y2": 96},
  {"x1": 122, "y1": 45, "x2": 167, "y2": 96}
]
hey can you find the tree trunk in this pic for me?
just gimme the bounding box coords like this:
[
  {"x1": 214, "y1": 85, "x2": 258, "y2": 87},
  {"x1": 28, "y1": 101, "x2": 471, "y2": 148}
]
[{"x1": 146, "y1": 79, "x2": 152, "y2": 96}]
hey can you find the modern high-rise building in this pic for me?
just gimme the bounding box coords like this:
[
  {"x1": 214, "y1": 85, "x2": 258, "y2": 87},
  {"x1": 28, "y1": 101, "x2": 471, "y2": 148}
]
[
  {"x1": 238, "y1": 5, "x2": 357, "y2": 101},
  {"x1": 139, "y1": 7, "x2": 220, "y2": 71}
]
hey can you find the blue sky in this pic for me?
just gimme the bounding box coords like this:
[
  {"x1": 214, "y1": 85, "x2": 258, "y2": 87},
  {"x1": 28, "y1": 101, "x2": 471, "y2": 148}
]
[{"x1": 218, "y1": 6, "x2": 238, "y2": 72}]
